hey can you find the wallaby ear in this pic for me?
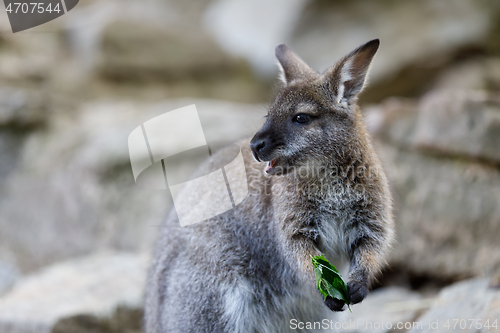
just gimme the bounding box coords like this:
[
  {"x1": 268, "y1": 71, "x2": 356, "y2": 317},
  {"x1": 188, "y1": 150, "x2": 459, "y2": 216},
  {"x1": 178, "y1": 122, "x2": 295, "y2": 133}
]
[
  {"x1": 276, "y1": 44, "x2": 318, "y2": 85},
  {"x1": 326, "y1": 39, "x2": 380, "y2": 104}
]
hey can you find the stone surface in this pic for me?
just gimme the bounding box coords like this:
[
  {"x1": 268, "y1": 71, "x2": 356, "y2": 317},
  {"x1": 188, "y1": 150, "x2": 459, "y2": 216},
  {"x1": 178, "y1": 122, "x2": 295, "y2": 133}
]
[
  {"x1": 433, "y1": 58, "x2": 500, "y2": 92},
  {"x1": 1, "y1": 0, "x2": 499, "y2": 102},
  {"x1": 0, "y1": 98, "x2": 265, "y2": 272},
  {"x1": 97, "y1": 18, "x2": 268, "y2": 102},
  {"x1": 364, "y1": 97, "x2": 418, "y2": 148},
  {"x1": 99, "y1": 21, "x2": 238, "y2": 81},
  {"x1": 365, "y1": 91, "x2": 500, "y2": 279},
  {"x1": 0, "y1": 87, "x2": 46, "y2": 128},
  {"x1": 408, "y1": 278, "x2": 500, "y2": 333},
  {"x1": 0, "y1": 261, "x2": 19, "y2": 297},
  {"x1": 367, "y1": 90, "x2": 500, "y2": 165},
  {"x1": 379, "y1": 142, "x2": 500, "y2": 279},
  {"x1": 0, "y1": 252, "x2": 148, "y2": 333},
  {"x1": 291, "y1": 0, "x2": 500, "y2": 82},
  {"x1": 337, "y1": 287, "x2": 423, "y2": 333},
  {"x1": 205, "y1": 0, "x2": 500, "y2": 83},
  {"x1": 203, "y1": 0, "x2": 307, "y2": 75},
  {"x1": 51, "y1": 307, "x2": 144, "y2": 333},
  {"x1": 413, "y1": 90, "x2": 500, "y2": 164}
]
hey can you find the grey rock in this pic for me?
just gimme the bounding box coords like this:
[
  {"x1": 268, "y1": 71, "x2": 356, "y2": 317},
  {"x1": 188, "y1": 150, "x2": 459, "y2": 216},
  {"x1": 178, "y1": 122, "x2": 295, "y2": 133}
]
[
  {"x1": 366, "y1": 90, "x2": 500, "y2": 166},
  {"x1": 205, "y1": 0, "x2": 500, "y2": 81},
  {"x1": 408, "y1": 278, "x2": 500, "y2": 333},
  {"x1": 94, "y1": 18, "x2": 267, "y2": 102},
  {"x1": 0, "y1": 98, "x2": 265, "y2": 272},
  {"x1": 0, "y1": 252, "x2": 148, "y2": 333},
  {"x1": 433, "y1": 58, "x2": 500, "y2": 92},
  {"x1": 51, "y1": 307, "x2": 144, "y2": 333},
  {"x1": 364, "y1": 97, "x2": 419, "y2": 148},
  {"x1": 378, "y1": 142, "x2": 500, "y2": 279},
  {"x1": 99, "y1": 21, "x2": 241, "y2": 81},
  {"x1": 413, "y1": 90, "x2": 500, "y2": 164},
  {"x1": 290, "y1": 0, "x2": 500, "y2": 83},
  {"x1": 337, "y1": 287, "x2": 423, "y2": 333},
  {"x1": 203, "y1": 0, "x2": 307, "y2": 75},
  {"x1": 0, "y1": 87, "x2": 46, "y2": 128},
  {"x1": 0, "y1": 33, "x2": 63, "y2": 82},
  {"x1": 0, "y1": 261, "x2": 20, "y2": 297},
  {"x1": 364, "y1": 91, "x2": 500, "y2": 279}
]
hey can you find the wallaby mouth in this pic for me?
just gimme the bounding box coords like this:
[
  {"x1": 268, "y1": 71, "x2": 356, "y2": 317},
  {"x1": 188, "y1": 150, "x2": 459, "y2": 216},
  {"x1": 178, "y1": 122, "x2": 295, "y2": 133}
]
[
  {"x1": 250, "y1": 132, "x2": 285, "y2": 174},
  {"x1": 251, "y1": 148, "x2": 283, "y2": 175},
  {"x1": 265, "y1": 159, "x2": 277, "y2": 174}
]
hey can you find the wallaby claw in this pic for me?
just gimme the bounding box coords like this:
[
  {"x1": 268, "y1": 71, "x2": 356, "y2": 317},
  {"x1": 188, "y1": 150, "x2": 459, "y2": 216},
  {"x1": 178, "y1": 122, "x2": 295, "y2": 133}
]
[
  {"x1": 324, "y1": 296, "x2": 345, "y2": 312},
  {"x1": 347, "y1": 281, "x2": 368, "y2": 304}
]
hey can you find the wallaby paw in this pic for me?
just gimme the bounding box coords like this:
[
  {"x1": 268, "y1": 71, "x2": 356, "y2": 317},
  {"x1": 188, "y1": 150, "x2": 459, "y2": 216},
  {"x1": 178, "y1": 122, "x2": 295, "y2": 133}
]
[
  {"x1": 347, "y1": 281, "x2": 368, "y2": 304},
  {"x1": 324, "y1": 296, "x2": 345, "y2": 312}
]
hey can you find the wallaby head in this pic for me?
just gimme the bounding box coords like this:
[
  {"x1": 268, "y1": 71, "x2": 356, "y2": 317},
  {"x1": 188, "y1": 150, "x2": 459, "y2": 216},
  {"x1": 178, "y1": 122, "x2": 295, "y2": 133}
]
[{"x1": 250, "y1": 39, "x2": 379, "y2": 176}]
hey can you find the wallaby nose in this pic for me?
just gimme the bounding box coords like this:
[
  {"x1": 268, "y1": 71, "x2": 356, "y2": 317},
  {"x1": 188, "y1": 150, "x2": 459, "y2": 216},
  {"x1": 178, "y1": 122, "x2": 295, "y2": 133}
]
[
  {"x1": 250, "y1": 138, "x2": 268, "y2": 161},
  {"x1": 250, "y1": 139, "x2": 266, "y2": 153},
  {"x1": 255, "y1": 140, "x2": 266, "y2": 152}
]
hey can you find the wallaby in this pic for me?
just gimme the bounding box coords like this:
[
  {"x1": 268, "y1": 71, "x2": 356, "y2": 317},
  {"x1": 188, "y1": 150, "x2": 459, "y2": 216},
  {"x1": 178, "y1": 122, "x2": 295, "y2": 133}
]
[{"x1": 145, "y1": 39, "x2": 394, "y2": 333}]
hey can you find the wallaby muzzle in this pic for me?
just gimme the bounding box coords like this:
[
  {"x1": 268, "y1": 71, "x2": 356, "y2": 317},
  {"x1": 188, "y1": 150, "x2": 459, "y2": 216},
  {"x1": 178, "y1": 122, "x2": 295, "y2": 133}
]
[{"x1": 250, "y1": 124, "x2": 280, "y2": 163}]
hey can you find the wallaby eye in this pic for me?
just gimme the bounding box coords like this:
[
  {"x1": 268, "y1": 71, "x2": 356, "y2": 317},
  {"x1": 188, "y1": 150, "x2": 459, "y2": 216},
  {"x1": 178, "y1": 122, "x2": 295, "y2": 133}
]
[{"x1": 292, "y1": 114, "x2": 311, "y2": 125}]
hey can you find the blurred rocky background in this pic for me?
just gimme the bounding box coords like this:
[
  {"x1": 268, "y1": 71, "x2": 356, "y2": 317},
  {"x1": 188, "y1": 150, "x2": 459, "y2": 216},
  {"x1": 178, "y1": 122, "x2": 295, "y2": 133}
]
[{"x1": 0, "y1": 0, "x2": 499, "y2": 332}]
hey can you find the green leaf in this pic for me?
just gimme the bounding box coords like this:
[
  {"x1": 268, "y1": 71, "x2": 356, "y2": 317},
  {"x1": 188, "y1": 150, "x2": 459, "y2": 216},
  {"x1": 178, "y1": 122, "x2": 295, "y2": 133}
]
[{"x1": 311, "y1": 254, "x2": 352, "y2": 312}]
